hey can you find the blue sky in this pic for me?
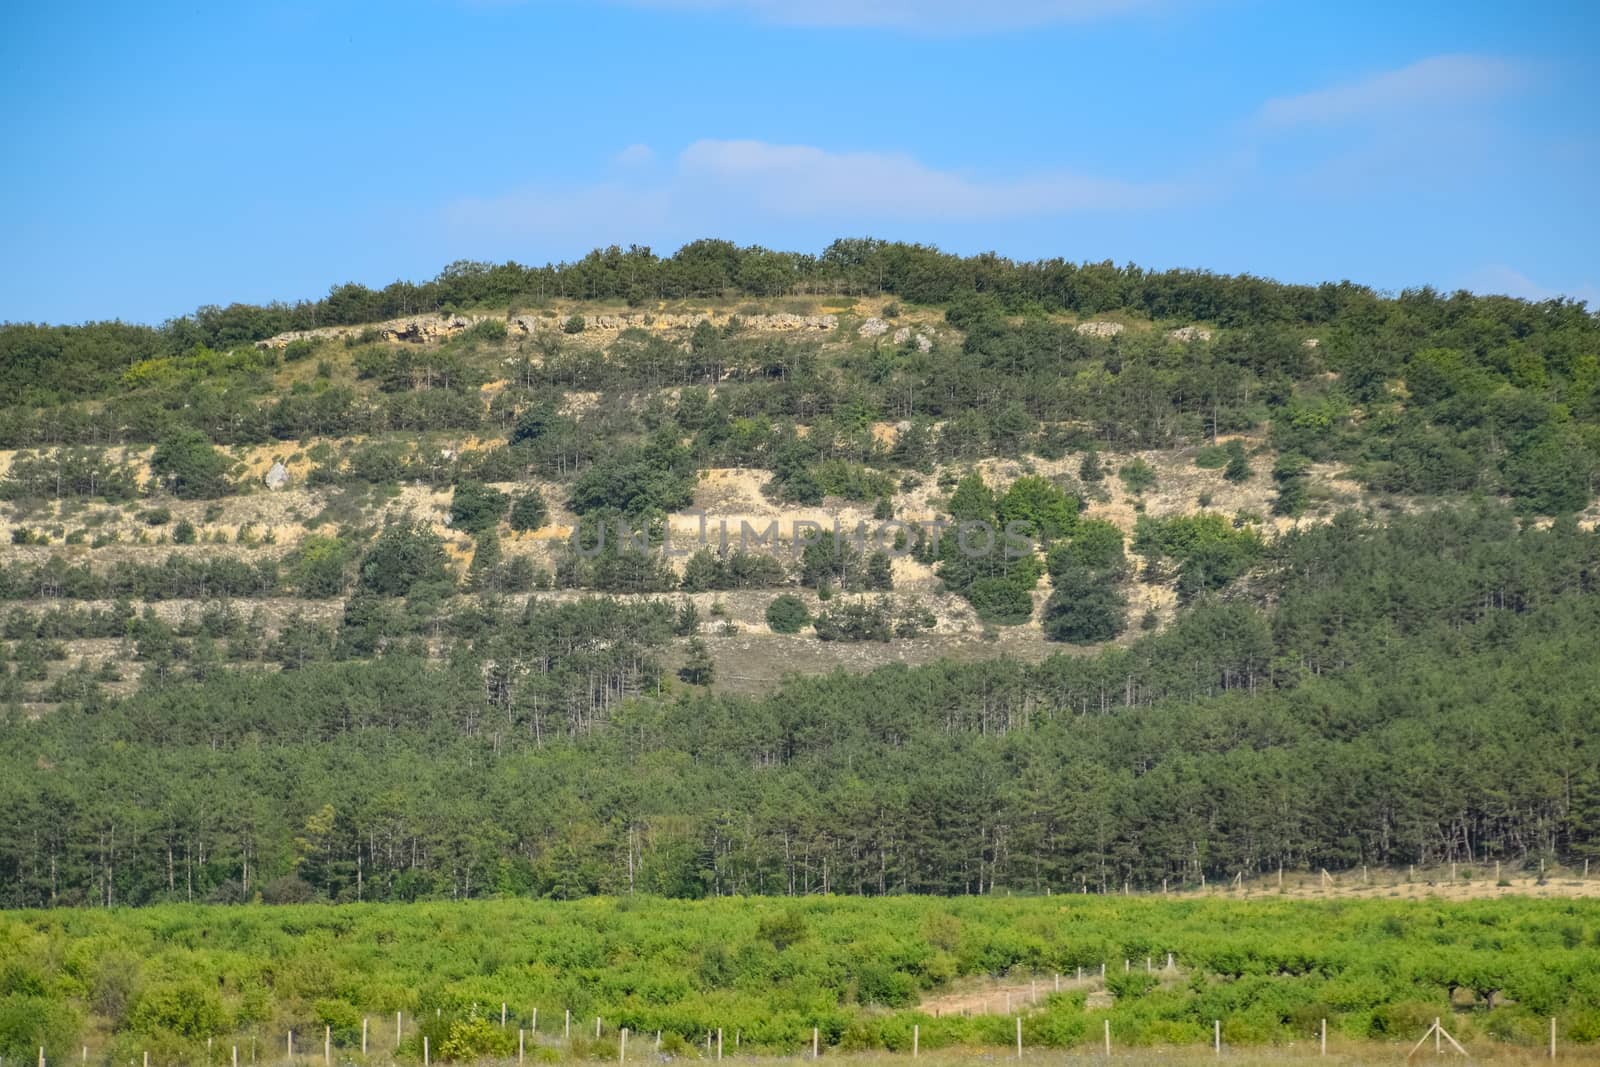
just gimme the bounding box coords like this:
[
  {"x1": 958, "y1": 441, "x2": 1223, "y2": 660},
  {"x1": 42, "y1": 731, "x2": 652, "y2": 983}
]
[{"x1": 2, "y1": 0, "x2": 1596, "y2": 324}]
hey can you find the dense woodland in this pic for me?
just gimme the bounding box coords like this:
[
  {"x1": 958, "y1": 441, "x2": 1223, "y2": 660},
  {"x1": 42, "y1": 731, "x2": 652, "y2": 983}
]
[
  {"x1": 2, "y1": 505, "x2": 1597, "y2": 907},
  {"x1": 1, "y1": 241, "x2": 1599, "y2": 908}
]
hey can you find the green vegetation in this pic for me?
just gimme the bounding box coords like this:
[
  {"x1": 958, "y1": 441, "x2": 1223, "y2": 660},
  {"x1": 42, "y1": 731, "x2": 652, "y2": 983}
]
[
  {"x1": 4, "y1": 241, "x2": 1600, "y2": 1065},
  {"x1": 3, "y1": 895, "x2": 1599, "y2": 1063}
]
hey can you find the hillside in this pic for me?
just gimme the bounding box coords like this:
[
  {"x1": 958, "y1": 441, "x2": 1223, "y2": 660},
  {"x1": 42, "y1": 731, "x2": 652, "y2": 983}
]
[{"x1": 1, "y1": 242, "x2": 1599, "y2": 916}]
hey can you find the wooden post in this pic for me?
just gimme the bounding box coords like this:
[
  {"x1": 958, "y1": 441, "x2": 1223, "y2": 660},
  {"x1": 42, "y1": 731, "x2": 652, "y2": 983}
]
[
  {"x1": 1167, "y1": 953, "x2": 1174, "y2": 970},
  {"x1": 362, "y1": 1017, "x2": 368, "y2": 1055},
  {"x1": 1320, "y1": 1018, "x2": 1326, "y2": 1056},
  {"x1": 502, "y1": 1004, "x2": 507, "y2": 1028},
  {"x1": 1100, "y1": 963, "x2": 1105, "y2": 979},
  {"x1": 423, "y1": 1037, "x2": 428, "y2": 1067},
  {"x1": 287, "y1": 1031, "x2": 293, "y2": 1061},
  {"x1": 620, "y1": 1028, "x2": 627, "y2": 1064},
  {"x1": 1015, "y1": 1017, "x2": 1021, "y2": 1059},
  {"x1": 145, "y1": 1054, "x2": 150, "y2": 1067},
  {"x1": 323, "y1": 1025, "x2": 330, "y2": 1066},
  {"x1": 1436, "y1": 1018, "x2": 1442, "y2": 1054},
  {"x1": 1551, "y1": 1017, "x2": 1557, "y2": 1059},
  {"x1": 1054, "y1": 974, "x2": 1060, "y2": 992},
  {"x1": 1146, "y1": 957, "x2": 1152, "y2": 973},
  {"x1": 913, "y1": 1024, "x2": 919, "y2": 1058},
  {"x1": 596, "y1": 1017, "x2": 602, "y2": 1040},
  {"x1": 1104, "y1": 1020, "x2": 1111, "y2": 1056},
  {"x1": 518, "y1": 1030, "x2": 524, "y2": 1065},
  {"x1": 1214, "y1": 1020, "x2": 1220, "y2": 1056},
  {"x1": 717, "y1": 1028, "x2": 723, "y2": 1060},
  {"x1": 565, "y1": 1011, "x2": 571, "y2": 1040},
  {"x1": 232, "y1": 1047, "x2": 238, "y2": 1067},
  {"x1": 812, "y1": 1027, "x2": 819, "y2": 1060},
  {"x1": 397, "y1": 1012, "x2": 402, "y2": 1048},
  {"x1": 655, "y1": 1032, "x2": 661, "y2": 1052}
]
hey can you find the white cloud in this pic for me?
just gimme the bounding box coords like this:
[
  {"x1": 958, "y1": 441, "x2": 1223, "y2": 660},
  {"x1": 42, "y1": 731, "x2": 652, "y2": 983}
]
[
  {"x1": 613, "y1": 0, "x2": 1168, "y2": 30},
  {"x1": 677, "y1": 139, "x2": 1183, "y2": 217},
  {"x1": 446, "y1": 139, "x2": 1191, "y2": 240},
  {"x1": 614, "y1": 143, "x2": 655, "y2": 167},
  {"x1": 1461, "y1": 265, "x2": 1600, "y2": 307},
  {"x1": 1259, "y1": 54, "x2": 1527, "y2": 128}
]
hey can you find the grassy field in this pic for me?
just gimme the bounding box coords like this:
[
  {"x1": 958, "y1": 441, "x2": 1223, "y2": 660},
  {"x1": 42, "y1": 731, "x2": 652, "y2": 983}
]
[{"x1": 4, "y1": 893, "x2": 1599, "y2": 1065}]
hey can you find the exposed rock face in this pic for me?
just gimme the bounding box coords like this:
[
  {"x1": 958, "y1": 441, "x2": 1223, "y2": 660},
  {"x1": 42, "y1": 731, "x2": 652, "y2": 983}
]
[
  {"x1": 1075, "y1": 321, "x2": 1125, "y2": 338},
  {"x1": 1303, "y1": 338, "x2": 1321, "y2": 349},
  {"x1": 264, "y1": 462, "x2": 289, "y2": 490},
  {"x1": 892, "y1": 326, "x2": 935, "y2": 351},
  {"x1": 257, "y1": 311, "x2": 838, "y2": 349},
  {"x1": 1167, "y1": 326, "x2": 1213, "y2": 343},
  {"x1": 858, "y1": 318, "x2": 889, "y2": 337}
]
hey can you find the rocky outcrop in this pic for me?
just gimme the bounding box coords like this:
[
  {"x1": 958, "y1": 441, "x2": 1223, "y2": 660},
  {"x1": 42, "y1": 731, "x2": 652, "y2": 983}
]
[
  {"x1": 257, "y1": 310, "x2": 838, "y2": 350},
  {"x1": 263, "y1": 462, "x2": 289, "y2": 490},
  {"x1": 858, "y1": 318, "x2": 889, "y2": 337},
  {"x1": 1075, "y1": 321, "x2": 1125, "y2": 338},
  {"x1": 1167, "y1": 326, "x2": 1213, "y2": 343},
  {"x1": 892, "y1": 326, "x2": 934, "y2": 352}
]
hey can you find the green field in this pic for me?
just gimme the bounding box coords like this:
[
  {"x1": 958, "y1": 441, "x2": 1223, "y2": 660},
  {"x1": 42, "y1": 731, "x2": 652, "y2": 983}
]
[{"x1": 5, "y1": 894, "x2": 1600, "y2": 1064}]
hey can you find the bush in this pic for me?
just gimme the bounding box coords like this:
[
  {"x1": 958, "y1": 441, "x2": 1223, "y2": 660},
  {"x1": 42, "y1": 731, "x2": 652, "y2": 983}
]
[
  {"x1": 562, "y1": 314, "x2": 586, "y2": 334},
  {"x1": 450, "y1": 480, "x2": 508, "y2": 534},
  {"x1": 508, "y1": 489, "x2": 549, "y2": 532},
  {"x1": 150, "y1": 430, "x2": 231, "y2": 499},
  {"x1": 1118, "y1": 458, "x2": 1157, "y2": 495},
  {"x1": 765, "y1": 594, "x2": 811, "y2": 634}
]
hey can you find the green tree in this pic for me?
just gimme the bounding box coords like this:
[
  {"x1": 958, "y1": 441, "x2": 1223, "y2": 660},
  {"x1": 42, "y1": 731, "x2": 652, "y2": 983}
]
[
  {"x1": 679, "y1": 637, "x2": 715, "y2": 685},
  {"x1": 150, "y1": 430, "x2": 231, "y2": 499},
  {"x1": 508, "y1": 489, "x2": 549, "y2": 532},
  {"x1": 765, "y1": 594, "x2": 811, "y2": 634},
  {"x1": 450, "y1": 480, "x2": 508, "y2": 534},
  {"x1": 360, "y1": 519, "x2": 451, "y2": 596}
]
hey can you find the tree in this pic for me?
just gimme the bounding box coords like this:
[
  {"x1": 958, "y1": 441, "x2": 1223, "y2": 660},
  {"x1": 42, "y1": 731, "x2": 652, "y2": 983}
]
[
  {"x1": 450, "y1": 480, "x2": 508, "y2": 535},
  {"x1": 1042, "y1": 565, "x2": 1126, "y2": 644},
  {"x1": 1078, "y1": 449, "x2": 1105, "y2": 483},
  {"x1": 765, "y1": 594, "x2": 811, "y2": 634},
  {"x1": 150, "y1": 430, "x2": 231, "y2": 499},
  {"x1": 679, "y1": 638, "x2": 715, "y2": 685},
  {"x1": 1272, "y1": 453, "x2": 1311, "y2": 516},
  {"x1": 997, "y1": 475, "x2": 1078, "y2": 543},
  {"x1": 508, "y1": 489, "x2": 549, "y2": 532},
  {"x1": 1223, "y1": 440, "x2": 1251, "y2": 483},
  {"x1": 360, "y1": 519, "x2": 451, "y2": 596}
]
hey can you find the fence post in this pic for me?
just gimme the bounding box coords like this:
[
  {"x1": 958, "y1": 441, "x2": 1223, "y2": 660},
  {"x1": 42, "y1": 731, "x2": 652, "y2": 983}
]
[
  {"x1": 502, "y1": 1004, "x2": 507, "y2": 1029},
  {"x1": 596, "y1": 1017, "x2": 602, "y2": 1039},
  {"x1": 1320, "y1": 1018, "x2": 1326, "y2": 1056},
  {"x1": 533, "y1": 1008, "x2": 538, "y2": 1034},
  {"x1": 1104, "y1": 1020, "x2": 1111, "y2": 1056},
  {"x1": 232, "y1": 1047, "x2": 237, "y2": 1067},
  {"x1": 717, "y1": 1028, "x2": 723, "y2": 1061},
  {"x1": 1551, "y1": 1017, "x2": 1557, "y2": 1059},
  {"x1": 913, "y1": 1024, "x2": 919, "y2": 1058},
  {"x1": 362, "y1": 1017, "x2": 368, "y2": 1055},
  {"x1": 287, "y1": 1031, "x2": 293, "y2": 1061},
  {"x1": 1015, "y1": 1017, "x2": 1021, "y2": 1059},
  {"x1": 423, "y1": 1036, "x2": 429, "y2": 1067},
  {"x1": 620, "y1": 1028, "x2": 627, "y2": 1064},
  {"x1": 812, "y1": 1027, "x2": 819, "y2": 1060},
  {"x1": 1214, "y1": 1020, "x2": 1220, "y2": 1056},
  {"x1": 518, "y1": 1030, "x2": 524, "y2": 1066},
  {"x1": 323, "y1": 1025, "x2": 330, "y2": 1066},
  {"x1": 397, "y1": 1012, "x2": 402, "y2": 1048},
  {"x1": 565, "y1": 1011, "x2": 571, "y2": 1040}
]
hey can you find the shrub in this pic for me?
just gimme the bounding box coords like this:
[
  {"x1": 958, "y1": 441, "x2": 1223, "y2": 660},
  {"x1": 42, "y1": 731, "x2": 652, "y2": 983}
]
[
  {"x1": 508, "y1": 489, "x2": 549, "y2": 532},
  {"x1": 765, "y1": 594, "x2": 811, "y2": 634}
]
